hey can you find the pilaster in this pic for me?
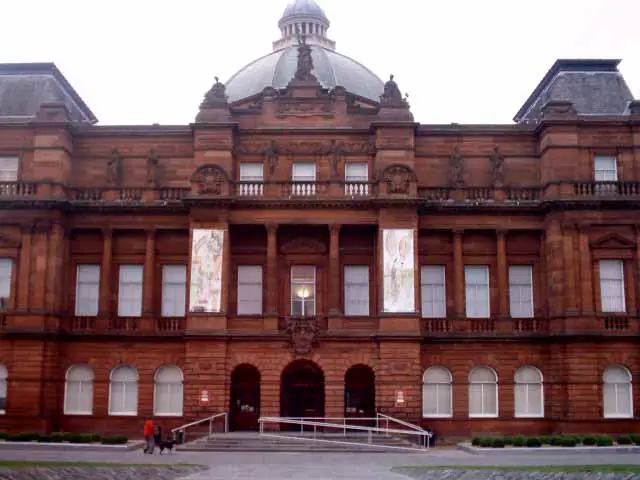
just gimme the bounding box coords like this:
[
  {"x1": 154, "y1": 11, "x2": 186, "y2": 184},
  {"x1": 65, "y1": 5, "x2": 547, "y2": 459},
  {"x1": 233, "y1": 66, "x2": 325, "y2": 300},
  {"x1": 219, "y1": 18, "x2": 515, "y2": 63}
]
[
  {"x1": 496, "y1": 229, "x2": 508, "y2": 317},
  {"x1": 453, "y1": 229, "x2": 464, "y2": 318},
  {"x1": 264, "y1": 223, "x2": 279, "y2": 330},
  {"x1": 99, "y1": 228, "x2": 113, "y2": 317},
  {"x1": 328, "y1": 224, "x2": 341, "y2": 316},
  {"x1": 578, "y1": 224, "x2": 594, "y2": 315},
  {"x1": 143, "y1": 229, "x2": 156, "y2": 317},
  {"x1": 17, "y1": 224, "x2": 33, "y2": 310}
]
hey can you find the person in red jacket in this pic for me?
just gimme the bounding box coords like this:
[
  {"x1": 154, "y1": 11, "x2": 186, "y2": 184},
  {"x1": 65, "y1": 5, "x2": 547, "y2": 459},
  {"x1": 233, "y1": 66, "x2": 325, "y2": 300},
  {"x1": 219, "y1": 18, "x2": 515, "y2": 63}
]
[{"x1": 143, "y1": 417, "x2": 155, "y2": 454}]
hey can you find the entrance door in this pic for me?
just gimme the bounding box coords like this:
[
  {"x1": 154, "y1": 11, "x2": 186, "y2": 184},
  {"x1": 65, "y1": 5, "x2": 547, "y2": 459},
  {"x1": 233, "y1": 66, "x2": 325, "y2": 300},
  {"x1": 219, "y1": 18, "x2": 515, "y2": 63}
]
[
  {"x1": 280, "y1": 360, "x2": 325, "y2": 431},
  {"x1": 230, "y1": 364, "x2": 260, "y2": 431},
  {"x1": 344, "y1": 365, "x2": 375, "y2": 427}
]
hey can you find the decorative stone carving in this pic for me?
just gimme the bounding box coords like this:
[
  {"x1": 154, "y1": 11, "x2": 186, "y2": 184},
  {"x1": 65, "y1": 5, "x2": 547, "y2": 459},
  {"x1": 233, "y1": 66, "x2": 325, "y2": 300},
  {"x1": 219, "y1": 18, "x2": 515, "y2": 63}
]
[
  {"x1": 590, "y1": 233, "x2": 636, "y2": 249},
  {"x1": 327, "y1": 140, "x2": 345, "y2": 178},
  {"x1": 380, "y1": 75, "x2": 408, "y2": 108},
  {"x1": 190, "y1": 164, "x2": 229, "y2": 195},
  {"x1": 277, "y1": 102, "x2": 331, "y2": 116},
  {"x1": 236, "y1": 139, "x2": 375, "y2": 156},
  {"x1": 280, "y1": 237, "x2": 327, "y2": 254},
  {"x1": 196, "y1": 77, "x2": 231, "y2": 122},
  {"x1": 489, "y1": 146, "x2": 505, "y2": 187},
  {"x1": 286, "y1": 317, "x2": 319, "y2": 356},
  {"x1": 293, "y1": 33, "x2": 316, "y2": 82},
  {"x1": 146, "y1": 148, "x2": 159, "y2": 186},
  {"x1": 264, "y1": 140, "x2": 279, "y2": 176},
  {"x1": 381, "y1": 164, "x2": 417, "y2": 194},
  {"x1": 449, "y1": 146, "x2": 465, "y2": 188},
  {"x1": 106, "y1": 149, "x2": 123, "y2": 186},
  {"x1": 201, "y1": 77, "x2": 228, "y2": 108}
]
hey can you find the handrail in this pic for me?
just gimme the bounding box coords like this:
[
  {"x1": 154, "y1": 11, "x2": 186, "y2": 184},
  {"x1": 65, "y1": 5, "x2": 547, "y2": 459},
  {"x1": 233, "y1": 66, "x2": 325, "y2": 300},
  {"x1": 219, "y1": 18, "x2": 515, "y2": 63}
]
[
  {"x1": 376, "y1": 412, "x2": 429, "y2": 447},
  {"x1": 170, "y1": 412, "x2": 228, "y2": 443}
]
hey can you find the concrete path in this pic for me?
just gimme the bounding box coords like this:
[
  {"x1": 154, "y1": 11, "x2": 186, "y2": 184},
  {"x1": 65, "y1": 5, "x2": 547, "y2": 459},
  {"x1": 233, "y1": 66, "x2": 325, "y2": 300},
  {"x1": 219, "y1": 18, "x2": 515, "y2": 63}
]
[{"x1": 1, "y1": 447, "x2": 640, "y2": 479}]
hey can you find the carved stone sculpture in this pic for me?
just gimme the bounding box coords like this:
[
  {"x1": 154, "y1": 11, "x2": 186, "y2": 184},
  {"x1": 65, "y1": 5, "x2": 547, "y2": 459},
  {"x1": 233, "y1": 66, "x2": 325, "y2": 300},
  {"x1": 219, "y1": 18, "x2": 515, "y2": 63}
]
[
  {"x1": 294, "y1": 40, "x2": 316, "y2": 82},
  {"x1": 190, "y1": 165, "x2": 228, "y2": 195},
  {"x1": 264, "y1": 140, "x2": 279, "y2": 176},
  {"x1": 380, "y1": 75, "x2": 409, "y2": 108},
  {"x1": 489, "y1": 146, "x2": 505, "y2": 187},
  {"x1": 146, "y1": 148, "x2": 159, "y2": 186},
  {"x1": 286, "y1": 317, "x2": 319, "y2": 356},
  {"x1": 449, "y1": 146, "x2": 464, "y2": 188},
  {"x1": 328, "y1": 140, "x2": 344, "y2": 178},
  {"x1": 107, "y1": 149, "x2": 123, "y2": 186},
  {"x1": 382, "y1": 164, "x2": 416, "y2": 194}
]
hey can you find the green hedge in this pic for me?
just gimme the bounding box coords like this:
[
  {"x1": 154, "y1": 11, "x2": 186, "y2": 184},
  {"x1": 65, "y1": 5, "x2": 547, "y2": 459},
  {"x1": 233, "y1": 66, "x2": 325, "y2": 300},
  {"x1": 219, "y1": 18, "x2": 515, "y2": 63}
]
[
  {"x1": 470, "y1": 433, "x2": 634, "y2": 448},
  {"x1": 0, "y1": 432, "x2": 127, "y2": 445}
]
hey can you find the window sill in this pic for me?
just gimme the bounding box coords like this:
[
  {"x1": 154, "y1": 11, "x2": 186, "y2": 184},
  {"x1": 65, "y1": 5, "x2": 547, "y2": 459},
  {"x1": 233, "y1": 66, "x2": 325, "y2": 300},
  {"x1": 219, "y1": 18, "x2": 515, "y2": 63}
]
[
  {"x1": 153, "y1": 413, "x2": 184, "y2": 418},
  {"x1": 469, "y1": 414, "x2": 499, "y2": 419},
  {"x1": 422, "y1": 414, "x2": 452, "y2": 419},
  {"x1": 514, "y1": 414, "x2": 544, "y2": 419},
  {"x1": 63, "y1": 412, "x2": 92, "y2": 416},
  {"x1": 108, "y1": 412, "x2": 138, "y2": 417},
  {"x1": 603, "y1": 415, "x2": 633, "y2": 420}
]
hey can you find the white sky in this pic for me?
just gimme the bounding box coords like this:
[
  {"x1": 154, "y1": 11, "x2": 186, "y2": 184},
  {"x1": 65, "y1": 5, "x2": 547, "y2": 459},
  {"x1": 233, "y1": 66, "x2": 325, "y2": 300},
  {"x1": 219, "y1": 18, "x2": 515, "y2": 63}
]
[{"x1": 3, "y1": 0, "x2": 638, "y2": 125}]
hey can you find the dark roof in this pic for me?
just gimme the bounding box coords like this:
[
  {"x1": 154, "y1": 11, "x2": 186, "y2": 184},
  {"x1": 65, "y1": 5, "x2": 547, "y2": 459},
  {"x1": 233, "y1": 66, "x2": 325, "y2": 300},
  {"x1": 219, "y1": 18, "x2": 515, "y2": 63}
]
[
  {"x1": 513, "y1": 59, "x2": 633, "y2": 123},
  {"x1": 0, "y1": 62, "x2": 97, "y2": 123}
]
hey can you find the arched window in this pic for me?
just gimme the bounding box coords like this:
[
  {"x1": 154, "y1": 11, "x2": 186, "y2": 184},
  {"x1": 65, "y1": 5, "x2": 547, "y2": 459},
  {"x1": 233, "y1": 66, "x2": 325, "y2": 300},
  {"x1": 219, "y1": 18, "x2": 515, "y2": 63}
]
[
  {"x1": 469, "y1": 366, "x2": 498, "y2": 418},
  {"x1": 109, "y1": 365, "x2": 139, "y2": 416},
  {"x1": 422, "y1": 366, "x2": 452, "y2": 418},
  {"x1": 154, "y1": 365, "x2": 184, "y2": 417},
  {"x1": 603, "y1": 365, "x2": 633, "y2": 418},
  {"x1": 514, "y1": 366, "x2": 543, "y2": 418},
  {"x1": 64, "y1": 365, "x2": 94, "y2": 415},
  {"x1": 0, "y1": 364, "x2": 7, "y2": 414}
]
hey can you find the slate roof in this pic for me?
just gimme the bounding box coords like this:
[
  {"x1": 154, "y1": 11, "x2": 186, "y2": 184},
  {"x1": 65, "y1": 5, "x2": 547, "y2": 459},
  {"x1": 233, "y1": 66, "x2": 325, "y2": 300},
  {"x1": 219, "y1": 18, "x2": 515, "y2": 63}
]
[
  {"x1": 0, "y1": 63, "x2": 97, "y2": 123},
  {"x1": 514, "y1": 59, "x2": 634, "y2": 123}
]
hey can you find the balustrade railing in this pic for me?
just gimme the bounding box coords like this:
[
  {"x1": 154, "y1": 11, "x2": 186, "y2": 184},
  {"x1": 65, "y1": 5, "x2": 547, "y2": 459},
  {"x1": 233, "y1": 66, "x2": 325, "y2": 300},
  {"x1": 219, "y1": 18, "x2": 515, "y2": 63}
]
[{"x1": 0, "y1": 182, "x2": 38, "y2": 197}]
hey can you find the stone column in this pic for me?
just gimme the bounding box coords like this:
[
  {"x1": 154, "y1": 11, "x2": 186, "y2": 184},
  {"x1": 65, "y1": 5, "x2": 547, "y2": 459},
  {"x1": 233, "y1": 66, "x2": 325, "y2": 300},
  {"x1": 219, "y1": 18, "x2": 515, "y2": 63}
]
[
  {"x1": 100, "y1": 229, "x2": 113, "y2": 317},
  {"x1": 17, "y1": 224, "x2": 33, "y2": 310},
  {"x1": 328, "y1": 224, "x2": 341, "y2": 316},
  {"x1": 562, "y1": 222, "x2": 579, "y2": 316},
  {"x1": 143, "y1": 229, "x2": 156, "y2": 316},
  {"x1": 579, "y1": 225, "x2": 594, "y2": 314},
  {"x1": 453, "y1": 230, "x2": 464, "y2": 317},
  {"x1": 31, "y1": 221, "x2": 50, "y2": 312},
  {"x1": 264, "y1": 224, "x2": 279, "y2": 330},
  {"x1": 496, "y1": 230, "x2": 508, "y2": 317}
]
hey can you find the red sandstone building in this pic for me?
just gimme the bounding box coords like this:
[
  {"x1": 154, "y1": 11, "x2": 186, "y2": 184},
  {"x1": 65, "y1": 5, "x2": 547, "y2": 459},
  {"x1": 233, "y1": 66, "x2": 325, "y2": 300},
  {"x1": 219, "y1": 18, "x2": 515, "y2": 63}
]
[{"x1": 0, "y1": 0, "x2": 639, "y2": 439}]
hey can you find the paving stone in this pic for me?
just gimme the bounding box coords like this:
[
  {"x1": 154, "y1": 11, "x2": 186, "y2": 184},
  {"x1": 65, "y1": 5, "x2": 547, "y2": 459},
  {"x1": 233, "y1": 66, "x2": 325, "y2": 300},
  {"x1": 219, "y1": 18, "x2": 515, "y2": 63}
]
[{"x1": 0, "y1": 465, "x2": 206, "y2": 480}]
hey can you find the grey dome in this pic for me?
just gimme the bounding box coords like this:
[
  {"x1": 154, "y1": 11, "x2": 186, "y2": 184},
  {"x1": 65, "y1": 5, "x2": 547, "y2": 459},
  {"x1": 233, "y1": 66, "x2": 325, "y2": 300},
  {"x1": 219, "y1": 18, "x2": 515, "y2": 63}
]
[
  {"x1": 225, "y1": 45, "x2": 385, "y2": 103},
  {"x1": 281, "y1": 0, "x2": 328, "y2": 22}
]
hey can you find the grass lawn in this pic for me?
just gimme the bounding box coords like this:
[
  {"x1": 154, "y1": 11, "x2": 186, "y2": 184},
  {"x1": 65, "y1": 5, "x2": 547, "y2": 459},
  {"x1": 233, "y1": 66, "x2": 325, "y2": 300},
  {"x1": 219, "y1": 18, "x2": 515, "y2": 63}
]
[
  {"x1": 0, "y1": 461, "x2": 204, "y2": 469},
  {"x1": 393, "y1": 465, "x2": 640, "y2": 474}
]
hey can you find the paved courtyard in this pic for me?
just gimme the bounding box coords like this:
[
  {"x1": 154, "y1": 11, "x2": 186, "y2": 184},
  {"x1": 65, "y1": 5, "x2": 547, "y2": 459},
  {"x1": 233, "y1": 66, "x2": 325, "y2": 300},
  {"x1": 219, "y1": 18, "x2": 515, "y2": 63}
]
[{"x1": 1, "y1": 448, "x2": 640, "y2": 479}]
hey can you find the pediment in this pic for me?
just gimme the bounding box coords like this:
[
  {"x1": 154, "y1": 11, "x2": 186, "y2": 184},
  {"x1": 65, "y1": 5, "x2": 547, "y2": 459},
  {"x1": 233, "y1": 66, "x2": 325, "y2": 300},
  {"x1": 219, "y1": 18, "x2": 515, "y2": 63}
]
[
  {"x1": 280, "y1": 237, "x2": 326, "y2": 254},
  {"x1": 590, "y1": 233, "x2": 636, "y2": 249}
]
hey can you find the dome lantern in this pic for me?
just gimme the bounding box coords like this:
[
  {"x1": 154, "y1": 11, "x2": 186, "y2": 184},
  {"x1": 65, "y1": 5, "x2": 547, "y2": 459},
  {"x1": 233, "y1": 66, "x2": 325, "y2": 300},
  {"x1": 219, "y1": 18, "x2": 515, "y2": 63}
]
[{"x1": 273, "y1": 0, "x2": 335, "y2": 51}]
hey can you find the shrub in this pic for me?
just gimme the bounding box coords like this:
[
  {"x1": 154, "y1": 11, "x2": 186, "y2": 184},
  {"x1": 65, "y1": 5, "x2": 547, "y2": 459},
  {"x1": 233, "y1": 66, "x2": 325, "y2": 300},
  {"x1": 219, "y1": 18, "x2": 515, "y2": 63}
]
[
  {"x1": 512, "y1": 435, "x2": 526, "y2": 447},
  {"x1": 100, "y1": 435, "x2": 128, "y2": 445},
  {"x1": 561, "y1": 437, "x2": 577, "y2": 447},
  {"x1": 479, "y1": 437, "x2": 494, "y2": 448},
  {"x1": 549, "y1": 435, "x2": 564, "y2": 446},
  {"x1": 37, "y1": 436, "x2": 52, "y2": 443},
  {"x1": 617, "y1": 435, "x2": 633, "y2": 445},
  {"x1": 471, "y1": 437, "x2": 481, "y2": 446},
  {"x1": 539, "y1": 435, "x2": 552, "y2": 445},
  {"x1": 629, "y1": 434, "x2": 640, "y2": 445},
  {"x1": 582, "y1": 435, "x2": 597, "y2": 446},
  {"x1": 526, "y1": 437, "x2": 542, "y2": 448},
  {"x1": 90, "y1": 433, "x2": 101, "y2": 443},
  {"x1": 7, "y1": 433, "x2": 39, "y2": 442},
  {"x1": 596, "y1": 435, "x2": 614, "y2": 447},
  {"x1": 61, "y1": 432, "x2": 73, "y2": 442},
  {"x1": 0, "y1": 432, "x2": 8, "y2": 440},
  {"x1": 502, "y1": 436, "x2": 514, "y2": 445},
  {"x1": 492, "y1": 438, "x2": 505, "y2": 448},
  {"x1": 50, "y1": 433, "x2": 64, "y2": 443}
]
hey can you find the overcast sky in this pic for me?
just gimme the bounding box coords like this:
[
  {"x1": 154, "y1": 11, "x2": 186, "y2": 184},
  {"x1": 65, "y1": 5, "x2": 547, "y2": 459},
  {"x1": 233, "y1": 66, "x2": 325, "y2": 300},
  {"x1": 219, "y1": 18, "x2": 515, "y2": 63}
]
[{"x1": 3, "y1": 0, "x2": 638, "y2": 125}]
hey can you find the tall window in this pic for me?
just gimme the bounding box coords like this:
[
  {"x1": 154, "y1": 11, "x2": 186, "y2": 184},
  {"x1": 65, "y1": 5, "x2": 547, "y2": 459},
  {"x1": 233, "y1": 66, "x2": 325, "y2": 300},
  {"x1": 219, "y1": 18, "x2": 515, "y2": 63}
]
[
  {"x1": 0, "y1": 258, "x2": 13, "y2": 302},
  {"x1": 594, "y1": 155, "x2": 617, "y2": 182},
  {"x1": 0, "y1": 156, "x2": 18, "y2": 181},
  {"x1": 514, "y1": 366, "x2": 543, "y2": 418},
  {"x1": 422, "y1": 366, "x2": 452, "y2": 418},
  {"x1": 292, "y1": 162, "x2": 316, "y2": 182},
  {"x1": 509, "y1": 266, "x2": 534, "y2": 318},
  {"x1": 464, "y1": 266, "x2": 490, "y2": 318},
  {"x1": 0, "y1": 364, "x2": 7, "y2": 414},
  {"x1": 64, "y1": 365, "x2": 94, "y2": 415},
  {"x1": 603, "y1": 365, "x2": 632, "y2": 418},
  {"x1": 239, "y1": 163, "x2": 264, "y2": 196},
  {"x1": 291, "y1": 266, "x2": 315, "y2": 316},
  {"x1": 237, "y1": 265, "x2": 263, "y2": 315},
  {"x1": 75, "y1": 265, "x2": 100, "y2": 316},
  {"x1": 421, "y1": 266, "x2": 446, "y2": 318},
  {"x1": 344, "y1": 265, "x2": 369, "y2": 316},
  {"x1": 599, "y1": 260, "x2": 626, "y2": 313},
  {"x1": 109, "y1": 365, "x2": 138, "y2": 416},
  {"x1": 469, "y1": 366, "x2": 498, "y2": 418},
  {"x1": 118, "y1": 265, "x2": 143, "y2": 317},
  {"x1": 154, "y1": 365, "x2": 184, "y2": 417},
  {"x1": 161, "y1": 265, "x2": 187, "y2": 317},
  {"x1": 345, "y1": 163, "x2": 368, "y2": 182}
]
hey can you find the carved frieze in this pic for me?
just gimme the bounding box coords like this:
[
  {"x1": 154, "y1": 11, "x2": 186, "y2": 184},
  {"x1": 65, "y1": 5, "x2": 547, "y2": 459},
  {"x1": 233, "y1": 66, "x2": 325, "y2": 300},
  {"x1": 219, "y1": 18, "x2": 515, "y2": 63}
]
[
  {"x1": 190, "y1": 165, "x2": 229, "y2": 195},
  {"x1": 381, "y1": 164, "x2": 417, "y2": 194},
  {"x1": 235, "y1": 139, "x2": 375, "y2": 156},
  {"x1": 277, "y1": 102, "x2": 332, "y2": 117},
  {"x1": 280, "y1": 237, "x2": 327, "y2": 254},
  {"x1": 286, "y1": 317, "x2": 319, "y2": 356}
]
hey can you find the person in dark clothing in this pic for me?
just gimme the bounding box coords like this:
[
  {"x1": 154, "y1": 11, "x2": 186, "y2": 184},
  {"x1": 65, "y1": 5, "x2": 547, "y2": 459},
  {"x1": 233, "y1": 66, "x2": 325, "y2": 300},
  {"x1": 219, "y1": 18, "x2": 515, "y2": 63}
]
[{"x1": 154, "y1": 424, "x2": 163, "y2": 447}]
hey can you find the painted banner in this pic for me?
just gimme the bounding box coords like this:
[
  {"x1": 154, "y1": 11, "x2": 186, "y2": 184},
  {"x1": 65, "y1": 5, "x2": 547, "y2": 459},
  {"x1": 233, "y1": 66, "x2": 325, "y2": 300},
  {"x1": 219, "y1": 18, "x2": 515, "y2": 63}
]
[
  {"x1": 189, "y1": 229, "x2": 224, "y2": 313},
  {"x1": 382, "y1": 228, "x2": 415, "y2": 313}
]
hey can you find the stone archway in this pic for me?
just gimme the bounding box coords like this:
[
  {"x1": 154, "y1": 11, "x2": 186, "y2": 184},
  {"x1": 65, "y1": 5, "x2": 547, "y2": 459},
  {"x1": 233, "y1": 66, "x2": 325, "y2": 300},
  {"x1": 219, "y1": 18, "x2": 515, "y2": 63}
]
[
  {"x1": 280, "y1": 360, "x2": 325, "y2": 431},
  {"x1": 229, "y1": 364, "x2": 261, "y2": 431},
  {"x1": 344, "y1": 364, "x2": 376, "y2": 426}
]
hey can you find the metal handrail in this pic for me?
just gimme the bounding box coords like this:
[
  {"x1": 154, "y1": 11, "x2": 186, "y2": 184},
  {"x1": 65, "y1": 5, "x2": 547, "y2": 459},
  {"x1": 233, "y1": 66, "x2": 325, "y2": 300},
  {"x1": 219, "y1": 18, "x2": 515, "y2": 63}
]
[
  {"x1": 376, "y1": 412, "x2": 429, "y2": 447},
  {"x1": 170, "y1": 412, "x2": 228, "y2": 443}
]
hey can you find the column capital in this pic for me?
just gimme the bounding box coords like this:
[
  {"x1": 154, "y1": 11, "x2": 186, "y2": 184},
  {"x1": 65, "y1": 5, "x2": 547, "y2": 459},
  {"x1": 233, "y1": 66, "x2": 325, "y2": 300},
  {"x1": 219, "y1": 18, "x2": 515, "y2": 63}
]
[
  {"x1": 266, "y1": 223, "x2": 279, "y2": 235},
  {"x1": 496, "y1": 228, "x2": 508, "y2": 237},
  {"x1": 329, "y1": 224, "x2": 342, "y2": 235},
  {"x1": 452, "y1": 228, "x2": 464, "y2": 237},
  {"x1": 145, "y1": 228, "x2": 156, "y2": 237}
]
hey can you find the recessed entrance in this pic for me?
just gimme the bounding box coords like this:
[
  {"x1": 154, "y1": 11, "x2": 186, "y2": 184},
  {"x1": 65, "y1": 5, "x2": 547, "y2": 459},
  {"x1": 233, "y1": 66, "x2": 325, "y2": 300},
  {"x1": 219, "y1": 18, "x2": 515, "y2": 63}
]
[
  {"x1": 229, "y1": 364, "x2": 260, "y2": 431},
  {"x1": 344, "y1": 364, "x2": 375, "y2": 426},
  {"x1": 280, "y1": 360, "x2": 325, "y2": 431}
]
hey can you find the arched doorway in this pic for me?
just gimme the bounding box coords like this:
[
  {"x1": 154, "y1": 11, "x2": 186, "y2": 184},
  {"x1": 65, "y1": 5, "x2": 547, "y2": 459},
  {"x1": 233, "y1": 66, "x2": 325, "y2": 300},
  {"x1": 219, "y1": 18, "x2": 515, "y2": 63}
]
[
  {"x1": 280, "y1": 360, "x2": 324, "y2": 431},
  {"x1": 229, "y1": 364, "x2": 260, "y2": 431},
  {"x1": 344, "y1": 365, "x2": 375, "y2": 426}
]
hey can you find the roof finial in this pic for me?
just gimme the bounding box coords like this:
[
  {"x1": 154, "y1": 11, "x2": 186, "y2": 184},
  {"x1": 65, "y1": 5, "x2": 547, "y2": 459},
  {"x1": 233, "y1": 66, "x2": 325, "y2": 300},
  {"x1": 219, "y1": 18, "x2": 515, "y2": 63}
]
[{"x1": 214, "y1": 76, "x2": 219, "y2": 83}]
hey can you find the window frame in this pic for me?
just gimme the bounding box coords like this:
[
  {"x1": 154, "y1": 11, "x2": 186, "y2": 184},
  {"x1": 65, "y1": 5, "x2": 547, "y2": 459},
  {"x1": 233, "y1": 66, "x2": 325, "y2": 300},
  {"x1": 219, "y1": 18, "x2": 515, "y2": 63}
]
[
  {"x1": 343, "y1": 265, "x2": 370, "y2": 316},
  {"x1": 153, "y1": 365, "x2": 184, "y2": 417},
  {"x1": 0, "y1": 364, "x2": 7, "y2": 415},
  {"x1": 464, "y1": 265, "x2": 490, "y2": 319},
  {"x1": 508, "y1": 265, "x2": 534, "y2": 318},
  {"x1": 0, "y1": 156, "x2": 19, "y2": 182},
  {"x1": 161, "y1": 264, "x2": 187, "y2": 318},
  {"x1": 594, "y1": 155, "x2": 618, "y2": 182},
  {"x1": 239, "y1": 163, "x2": 264, "y2": 182},
  {"x1": 108, "y1": 365, "x2": 139, "y2": 416},
  {"x1": 292, "y1": 162, "x2": 316, "y2": 182},
  {"x1": 0, "y1": 258, "x2": 13, "y2": 302},
  {"x1": 75, "y1": 264, "x2": 101, "y2": 317},
  {"x1": 117, "y1": 264, "x2": 144, "y2": 317},
  {"x1": 290, "y1": 265, "x2": 316, "y2": 317},
  {"x1": 468, "y1": 366, "x2": 499, "y2": 418},
  {"x1": 237, "y1": 265, "x2": 263, "y2": 316},
  {"x1": 420, "y1": 265, "x2": 447, "y2": 318},
  {"x1": 63, "y1": 364, "x2": 94, "y2": 416},
  {"x1": 344, "y1": 162, "x2": 368, "y2": 182},
  {"x1": 603, "y1": 365, "x2": 633, "y2": 419},
  {"x1": 422, "y1": 366, "x2": 453, "y2": 418},
  {"x1": 599, "y1": 259, "x2": 626, "y2": 313},
  {"x1": 514, "y1": 366, "x2": 544, "y2": 418}
]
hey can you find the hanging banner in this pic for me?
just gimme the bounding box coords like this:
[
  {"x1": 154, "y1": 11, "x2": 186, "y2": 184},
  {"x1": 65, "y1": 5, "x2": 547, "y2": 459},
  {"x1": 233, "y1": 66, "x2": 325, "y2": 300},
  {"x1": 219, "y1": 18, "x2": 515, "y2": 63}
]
[{"x1": 189, "y1": 229, "x2": 225, "y2": 313}]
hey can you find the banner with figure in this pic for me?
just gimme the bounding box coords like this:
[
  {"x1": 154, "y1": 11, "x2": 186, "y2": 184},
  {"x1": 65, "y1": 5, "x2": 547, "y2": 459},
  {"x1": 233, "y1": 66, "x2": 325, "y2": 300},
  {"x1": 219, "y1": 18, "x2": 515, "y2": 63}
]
[
  {"x1": 382, "y1": 229, "x2": 415, "y2": 313},
  {"x1": 189, "y1": 229, "x2": 224, "y2": 313}
]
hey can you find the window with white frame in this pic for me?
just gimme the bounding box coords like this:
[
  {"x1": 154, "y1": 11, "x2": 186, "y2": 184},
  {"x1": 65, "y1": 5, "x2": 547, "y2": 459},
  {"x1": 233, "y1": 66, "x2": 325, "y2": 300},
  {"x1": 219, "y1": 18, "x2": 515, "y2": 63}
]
[
  {"x1": 240, "y1": 163, "x2": 264, "y2": 182},
  {"x1": 0, "y1": 157, "x2": 18, "y2": 182},
  {"x1": 154, "y1": 365, "x2": 184, "y2": 417},
  {"x1": 0, "y1": 258, "x2": 13, "y2": 303},
  {"x1": 64, "y1": 365, "x2": 94, "y2": 415},
  {"x1": 514, "y1": 366, "x2": 544, "y2": 418},
  {"x1": 421, "y1": 266, "x2": 446, "y2": 318},
  {"x1": 117, "y1": 265, "x2": 143, "y2": 317},
  {"x1": 509, "y1": 266, "x2": 534, "y2": 318},
  {"x1": 345, "y1": 163, "x2": 368, "y2": 182},
  {"x1": 603, "y1": 365, "x2": 633, "y2": 418},
  {"x1": 75, "y1": 265, "x2": 100, "y2": 316},
  {"x1": 599, "y1": 260, "x2": 626, "y2": 313},
  {"x1": 292, "y1": 162, "x2": 316, "y2": 182},
  {"x1": 464, "y1": 266, "x2": 490, "y2": 318},
  {"x1": 161, "y1": 265, "x2": 187, "y2": 317},
  {"x1": 469, "y1": 366, "x2": 498, "y2": 417},
  {"x1": 594, "y1": 155, "x2": 617, "y2": 182},
  {"x1": 0, "y1": 364, "x2": 7, "y2": 414},
  {"x1": 344, "y1": 265, "x2": 369, "y2": 316},
  {"x1": 422, "y1": 366, "x2": 452, "y2": 418},
  {"x1": 109, "y1": 365, "x2": 138, "y2": 416},
  {"x1": 291, "y1": 266, "x2": 315, "y2": 316},
  {"x1": 237, "y1": 265, "x2": 263, "y2": 315}
]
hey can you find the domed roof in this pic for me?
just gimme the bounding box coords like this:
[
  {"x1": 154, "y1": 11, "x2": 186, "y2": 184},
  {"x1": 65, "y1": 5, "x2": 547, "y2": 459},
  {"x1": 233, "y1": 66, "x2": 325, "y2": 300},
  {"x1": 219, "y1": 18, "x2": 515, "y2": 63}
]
[
  {"x1": 225, "y1": 46, "x2": 384, "y2": 103},
  {"x1": 281, "y1": 0, "x2": 328, "y2": 22}
]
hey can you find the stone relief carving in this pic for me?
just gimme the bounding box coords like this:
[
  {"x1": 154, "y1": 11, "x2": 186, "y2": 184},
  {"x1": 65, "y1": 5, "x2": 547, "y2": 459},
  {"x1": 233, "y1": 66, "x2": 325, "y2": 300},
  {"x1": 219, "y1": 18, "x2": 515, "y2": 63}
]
[
  {"x1": 190, "y1": 165, "x2": 228, "y2": 195},
  {"x1": 263, "y1": 140, "x2": 279, "y2": 176},
  {"x1": 106, "y1": 148, "x2": 123, "y2": 186},
  {"x1": 286, "y1": 317, "x2": 319, "y2": 356},
  {"x1": 280, "y1": 237, "x2": 327, "y2": 254},
  {"x1": 449, "y1": 145, "x2": 465, "y2": 188},
  {"x1": 146, "y1": 148, "x2": 159, "y2": 186},
  {"x1": 293, "y1": 32, "x2": 317, "y2": 82},
  {"x1": 236, "y1": 139, "x2": 375, "y2": 156},
  {"x1": 327, "y1": 140, "x2": 345, "y2": 178},
  {"x1": 381, "y1": 164, "x2": 417, "y2": 194},
  {"x1": 489, "y1": 146, "x2": 505, "y2": 187},
  {"x1": 200, "y1": 76, "x2": 228, "y2": 108},
  {"x1": 380, "y1": 75, "x2": 409, "y2": 108}
]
